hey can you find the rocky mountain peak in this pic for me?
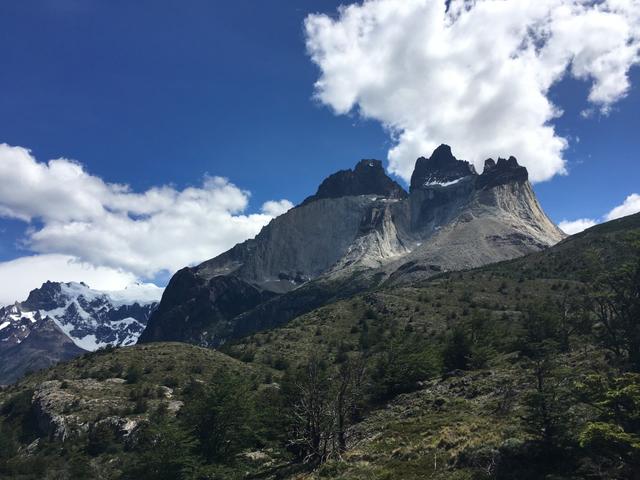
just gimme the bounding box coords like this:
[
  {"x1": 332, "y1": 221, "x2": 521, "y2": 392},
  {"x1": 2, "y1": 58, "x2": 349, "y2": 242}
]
[
  {"x1": 1, "y1": 281, "x2": 162, "y2": 356},
  {"x1": 410, "y1": 144, "x2": 477, "y2": 191},
  {"x1": 477, "y1": 155, "x2": 528, "y2": 189},
  {"x1": 24, "y1": 280, "x2": 64, "y2": 311},
  {"x1": 302, "y1": 158, "x2": 407, "y2": 205}
]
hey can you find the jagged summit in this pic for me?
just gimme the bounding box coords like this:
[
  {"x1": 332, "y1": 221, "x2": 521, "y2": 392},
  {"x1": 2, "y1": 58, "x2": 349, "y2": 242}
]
[
  {"x1": 411, "y1": 144, "x2": 530, "y2": 192},
  {"x1": 302, "y1": 158, "x2": 407, "y2": 205},
  {"x1": 0, "y1": 281, "x2": 162, "y2": 384},
  {"x1": 478, "y1": 156, "x2": 528, "y2": 189},
  {"x1": 410, "y1": 144, "x2": 477, "y2": 191},
  {"x1": 2, "y1": 281, "x2": 161, "y2": 351}
]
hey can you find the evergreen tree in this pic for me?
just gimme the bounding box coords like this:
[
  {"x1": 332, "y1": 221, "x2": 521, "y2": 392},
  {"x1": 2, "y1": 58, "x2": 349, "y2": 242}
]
[
  {"x1": 576, "y1": 373, "x2": 640, "y2": 472},
  {"x1": 179, "y1": 371, "x2": 256, "y2": 463},
  {"x1": 591, "y1": 253, "x2": 640, "y2": 372},
  {"x1": 442, "y1": 328, "x2": 471, "y2": 371},
  {"x1": 86, "y1": 422, "x2": 118, "y2": 456},
  {"x1": 521, "y1": 351, "x2": 570, "y2": 450},
  {"x1": 122, "y1": 412, "x2": 199, "y2": 480},
  {"x1": 370, "y1": 335, "x2": 440, "y2": 401}
]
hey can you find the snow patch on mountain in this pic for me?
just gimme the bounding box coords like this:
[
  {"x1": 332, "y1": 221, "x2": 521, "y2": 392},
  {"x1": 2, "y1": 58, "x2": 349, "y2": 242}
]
[
  {"x1": 103, "y1": 283, "x2": 165, "y2": 307},
  {"x1": 424, "y1": 177, "x2": 466, "y2": 187},
  {"x1": 0, "y1": 281, "x2": 162, "y2": 351}
]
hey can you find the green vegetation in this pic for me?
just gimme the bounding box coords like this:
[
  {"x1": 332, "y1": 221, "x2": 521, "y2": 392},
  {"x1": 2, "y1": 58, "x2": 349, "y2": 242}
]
[{"x1": 0, "y1": 214, "x2": 639, "y2": 479}]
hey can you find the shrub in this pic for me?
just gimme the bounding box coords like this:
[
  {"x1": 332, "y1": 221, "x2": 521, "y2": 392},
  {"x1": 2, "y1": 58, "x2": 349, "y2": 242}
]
[
  {"x1": 133, "y1": 398, "x2": 149, "y2": 414},
  {"x1": 86, "y1": 422, "x2": 118, "y2": 456},
  {"x1": 125, "y1": 366, "x2": 143, "y2": 384},
  {"x1": 163, "y1": 376, "x2": 179, "y2": 388},
  {"x1": 273, "y1": 357, "x2": 289, "y2": 371},
  {"x1": 442, "y1": 328, "x2": 472, "y2": 372}
]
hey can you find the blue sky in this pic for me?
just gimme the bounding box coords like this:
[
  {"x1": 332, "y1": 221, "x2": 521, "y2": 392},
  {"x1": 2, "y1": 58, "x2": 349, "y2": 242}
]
[{"x1": 0, "y1": 0, "x2": 638, "y2": 302}]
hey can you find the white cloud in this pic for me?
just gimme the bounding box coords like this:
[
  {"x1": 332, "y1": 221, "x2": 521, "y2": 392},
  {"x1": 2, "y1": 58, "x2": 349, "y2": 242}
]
[
  {"x1": 559, "y1": 218, "x2": 597, "y2": 235},
  {"x1": 0, "y1": 144, "x2": 291, "y2": 282},
  {"x1": 261, "y1": 199, "x2": 294, "y2": 217},
  {"x1": 605, "y1": 193, "x2": 640, "y2": 220},
  {"x1": 0, "y1": 254, "x2": 137, "y2": 306},
  {"x1": 559, "y1": 192, "x2": 640, "y2": 235},
  {"x1": 305, "y1": 0, "x2": 640, "y2": 183}
]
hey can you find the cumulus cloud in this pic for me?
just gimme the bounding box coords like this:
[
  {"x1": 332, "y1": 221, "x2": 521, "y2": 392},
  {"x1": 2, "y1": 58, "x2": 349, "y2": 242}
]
[
  {"x1": 0, "y1": 143, "x2": 290, "y2": 281},
  {"x1": 605, "y1": 193, "x2": 640, "y2": 221},
  {"x1": 558, "y1": 218, "x2": 597, "y2": 235},
  {"x1": 261, "y1": 199, "x2": 294, "y2": 217},
  {"x1": 0, "y1": 254, "x2": 137, "y2": 306},
  {"x1": 305, "y1": 0, "x2": 640, "y2": 183},
  {"x1": 559, "y1": 192, "x2": 640, "y2": 234}
]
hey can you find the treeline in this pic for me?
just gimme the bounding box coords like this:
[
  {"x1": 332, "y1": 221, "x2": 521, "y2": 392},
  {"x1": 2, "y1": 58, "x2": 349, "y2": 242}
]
[{"x1": 487, "y1": 247, "x2": 640, "y2": 478}]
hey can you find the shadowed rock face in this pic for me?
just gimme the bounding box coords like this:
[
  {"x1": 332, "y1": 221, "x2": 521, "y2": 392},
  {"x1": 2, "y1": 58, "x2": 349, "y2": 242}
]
[
  {"x1": 477, "y1": 156, "x2": 529, "y2": 189},
  {"x1": 141, "y1": 144, "x2": 565, "y2": 346},
  {"x1": 303, "y1": 159, "x2": 407, "y2": 205},
  {"x1": 410, "y1": 144, "x2": 477, "y2": 191},
  {"x1": 138, "y1": 269, "x2": 275, "y2": 345},
  {"x1": 0, "y1": 317, "x2": 84, "y2": 385}
]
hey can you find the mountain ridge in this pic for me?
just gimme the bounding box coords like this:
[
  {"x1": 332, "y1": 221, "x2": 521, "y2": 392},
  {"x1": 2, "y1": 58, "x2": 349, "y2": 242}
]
[
  {"x1": 0, "y1": 281, "x2": 162, "y2": 384},
  {"x1": 141, "y1": 144, "x2": 565, "y2": 346},
  {"x1": 2, "y1": 212, "x2": 638, "y2": 480}
]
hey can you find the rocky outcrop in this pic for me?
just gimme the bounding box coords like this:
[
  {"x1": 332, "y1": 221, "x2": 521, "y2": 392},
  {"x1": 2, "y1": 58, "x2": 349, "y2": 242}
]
[
  {"x1": 141, "y1": 145, "x2": 565, "y2": 346},
  {"x1": 33, "y1": 380, "x2": 89, "y2": 441},
  {"x1": 31, "y1": 378, "x2": 156, "y2": 442}
]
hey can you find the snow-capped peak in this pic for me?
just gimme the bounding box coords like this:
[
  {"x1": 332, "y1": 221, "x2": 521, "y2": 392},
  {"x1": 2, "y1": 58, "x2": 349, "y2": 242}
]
[
  {"x1": 101, "y1": 282, "x2": 164, "y2": 307},
  {"x1": 0, "y1": 280, "x2": 163, "y2": 352}
]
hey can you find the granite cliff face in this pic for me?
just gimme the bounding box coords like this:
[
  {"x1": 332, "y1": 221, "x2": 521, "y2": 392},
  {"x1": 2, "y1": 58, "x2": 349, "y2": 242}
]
[
  {"x1": 141, "y1": 145, "x2": 565, "y2": 346},
  {"x1": 392, "y1": 146, "x2": 563, "y2": 284},
  {"x1": 188, "y1": 159, "x2": 409, "y2": 294}
]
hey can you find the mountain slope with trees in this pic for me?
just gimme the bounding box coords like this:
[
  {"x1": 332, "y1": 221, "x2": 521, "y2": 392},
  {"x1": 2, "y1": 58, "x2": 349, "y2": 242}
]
[
  {"x1": 0, "y1": 213, "x2": 638, "y2": 479},
  {"x1": 141, "y1": 145, "x2": 564, "y2": 347}
]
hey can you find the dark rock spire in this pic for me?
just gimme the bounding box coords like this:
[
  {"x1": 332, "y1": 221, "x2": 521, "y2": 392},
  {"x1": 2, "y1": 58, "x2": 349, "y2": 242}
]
[
  {"x1": 410, "y1": 144, "x2": 477, "y2": 192},
  {"x1": 477, "y1": 156, "x2": 528, "y2": 189},
  {"x1": 302, "y1": 159, "x2": 407, "y2": 205}
]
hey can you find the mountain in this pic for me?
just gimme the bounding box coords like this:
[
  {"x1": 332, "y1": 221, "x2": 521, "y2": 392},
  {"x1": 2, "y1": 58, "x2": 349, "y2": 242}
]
[
  {"x1": 0, "y1": 281, "x2": 162, "y2": 384},
  {"x1": 0, "y1": 315, "x2": 84, "y2": 386},
  {"x1": 140, "y1": 145, "x2": 564, "y2": 346},
  {"x1": 1, "y1": 213, "x2": 637, "y2": 480}
]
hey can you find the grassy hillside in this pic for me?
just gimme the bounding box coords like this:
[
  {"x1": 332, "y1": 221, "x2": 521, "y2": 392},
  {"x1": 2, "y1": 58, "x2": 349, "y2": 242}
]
[
  {"x1": 220, "y1": 213, "x2": 640, "y2": 479},
  {"x1": 225, "y1": 213, "x2": 640, "y2": 371},
  {"x1": 0, "y1": 343, "x2": 281, "y2": 479},
  {"x1": 1, "y1": 213, "x2": 639, "y2": 480}
]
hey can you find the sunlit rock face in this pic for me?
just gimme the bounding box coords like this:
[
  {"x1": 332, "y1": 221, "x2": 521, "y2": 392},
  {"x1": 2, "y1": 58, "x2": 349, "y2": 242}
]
[{"x1": 142, "y1": 145, "x2": 565, "y2": 346}]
